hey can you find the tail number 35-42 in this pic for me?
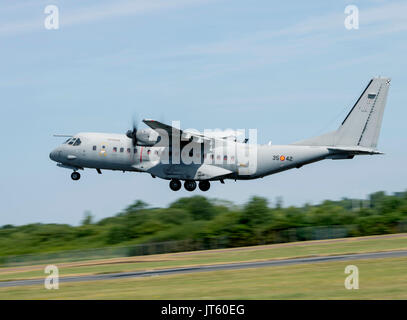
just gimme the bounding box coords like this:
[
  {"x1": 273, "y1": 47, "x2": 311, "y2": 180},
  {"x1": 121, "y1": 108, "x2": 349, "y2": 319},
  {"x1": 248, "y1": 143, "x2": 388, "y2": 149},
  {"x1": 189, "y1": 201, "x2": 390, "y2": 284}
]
[{"x1": 273, "y1": 155, "x2": 293, "y2": 161}]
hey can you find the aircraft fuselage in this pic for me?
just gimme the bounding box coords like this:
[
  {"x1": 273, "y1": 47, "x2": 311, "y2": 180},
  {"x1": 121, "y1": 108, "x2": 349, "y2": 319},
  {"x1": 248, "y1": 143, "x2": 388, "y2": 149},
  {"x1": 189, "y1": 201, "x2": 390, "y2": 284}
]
[{"x1": 50, "y1": 132, "x2": 333, "y2": 182}]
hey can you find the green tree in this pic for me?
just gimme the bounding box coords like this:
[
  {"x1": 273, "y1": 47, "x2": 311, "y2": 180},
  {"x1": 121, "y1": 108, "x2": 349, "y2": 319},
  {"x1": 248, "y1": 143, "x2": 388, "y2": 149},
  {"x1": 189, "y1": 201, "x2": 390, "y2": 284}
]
[
  {"x1": 240, "y1": 196, "x2": 270, "y2": 227},
  {"x1": 170, "y1": 196, "x2": 215, "y2": 220},
  {"x1": 105, "y1": 226, "x2": 133, "y2": 245},
  {"x1": 81, "y1": 211, "x2": 94, "y2": 225},
  {"x1": 121, "y1": 200, "x2": 149, "y2": 216},
  {"x1": 369, "y1": 191, "x2": 386, "y2": 208}
]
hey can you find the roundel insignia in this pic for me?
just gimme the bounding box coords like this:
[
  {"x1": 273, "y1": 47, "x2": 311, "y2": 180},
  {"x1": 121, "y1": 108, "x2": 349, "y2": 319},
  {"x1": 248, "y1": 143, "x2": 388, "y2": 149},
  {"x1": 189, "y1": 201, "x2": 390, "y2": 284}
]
[
  {"x1": 280, "y1": 155, "x2": 285, "y2": 161},
  {"x1": 99, "y1": 144, "x2": 108, "y2": 156}
]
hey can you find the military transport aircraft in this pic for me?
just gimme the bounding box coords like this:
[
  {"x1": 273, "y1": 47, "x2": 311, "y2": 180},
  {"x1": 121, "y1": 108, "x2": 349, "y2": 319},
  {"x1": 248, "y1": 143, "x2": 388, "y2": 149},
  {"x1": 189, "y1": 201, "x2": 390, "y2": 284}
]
[{"x1": 50, "y1": 77, "x2": 390, "y2": 192}]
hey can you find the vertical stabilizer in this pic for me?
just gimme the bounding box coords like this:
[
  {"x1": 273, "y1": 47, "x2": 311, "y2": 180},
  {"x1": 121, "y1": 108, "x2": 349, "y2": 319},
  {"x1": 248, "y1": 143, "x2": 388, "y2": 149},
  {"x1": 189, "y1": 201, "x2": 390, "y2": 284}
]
[{"x1": 293, "y1": 77, "x2": 391, "y2": 148}]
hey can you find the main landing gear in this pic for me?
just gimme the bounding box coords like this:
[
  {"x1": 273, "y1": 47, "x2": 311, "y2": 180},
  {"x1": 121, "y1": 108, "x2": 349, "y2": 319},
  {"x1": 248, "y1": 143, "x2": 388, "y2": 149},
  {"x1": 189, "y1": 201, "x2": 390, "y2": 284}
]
[
  {"x1": 184, "y1": 180, "x2": 196, "y2": 192},
  {"x1": 198, "y1": 180, "x2": 210, "y2": 192},
  {"x1": 71, "y1": 172, "x2": 81, "y2": 181},
  {"x1": 169, "y1": 179, "x2": 211, "y2": 192},
  {"x1": 169, "y1": 179, "x2": 182, "y2": 191}
]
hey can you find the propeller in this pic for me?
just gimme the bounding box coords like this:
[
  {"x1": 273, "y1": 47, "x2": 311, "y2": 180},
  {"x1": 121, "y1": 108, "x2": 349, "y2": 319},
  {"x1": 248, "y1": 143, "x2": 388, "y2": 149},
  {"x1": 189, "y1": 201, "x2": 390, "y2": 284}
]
[{"x1": 126, "y1": 115, "x2": 139, "y2": 146}]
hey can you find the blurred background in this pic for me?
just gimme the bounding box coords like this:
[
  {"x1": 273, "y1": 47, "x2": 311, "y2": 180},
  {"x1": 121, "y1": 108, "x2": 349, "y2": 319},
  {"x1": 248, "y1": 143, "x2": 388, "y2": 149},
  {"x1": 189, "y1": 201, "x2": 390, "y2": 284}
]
[{"x1": 1, "y1": 191, "x2": 407, "y2": 266}]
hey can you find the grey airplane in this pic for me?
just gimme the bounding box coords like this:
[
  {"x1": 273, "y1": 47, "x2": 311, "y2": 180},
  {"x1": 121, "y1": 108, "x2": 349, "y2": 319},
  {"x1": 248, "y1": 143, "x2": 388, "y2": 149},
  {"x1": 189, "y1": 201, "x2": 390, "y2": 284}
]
[{"x1": 50, "y1": 77, "x2": 390, "y2": 192}]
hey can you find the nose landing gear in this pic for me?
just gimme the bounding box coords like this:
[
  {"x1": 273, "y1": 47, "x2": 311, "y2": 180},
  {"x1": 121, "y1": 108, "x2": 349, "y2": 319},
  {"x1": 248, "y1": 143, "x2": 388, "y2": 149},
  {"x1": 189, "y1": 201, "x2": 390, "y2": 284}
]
[
  {"x1": 71, "y1": 172, "x2": 81, "y2": 181},
  {"x1": 169, "y1": 179, "x2": 182, "y2": 191}
]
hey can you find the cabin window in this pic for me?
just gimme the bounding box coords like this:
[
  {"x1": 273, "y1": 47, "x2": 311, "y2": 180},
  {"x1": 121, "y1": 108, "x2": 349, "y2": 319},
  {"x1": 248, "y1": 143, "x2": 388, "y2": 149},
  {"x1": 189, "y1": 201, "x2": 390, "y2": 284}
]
[
  {"x1": 120, "y1": 147, "x2": 124, "y2": 153},
  {"x1": 211, "y1": 154, "x2": 214, "y2": 160},
  {"x1": 113, "y1": 147, "x2": 117, "y2": 152},
  {"x1": 92, "y1": 145, "x2": 97, "y2": 151},
  {"x1": 134, "y1": 148, "x2": 137, "y2": 154},
  {"x1": 224, "y1": 155, "x2": 227, "y2": 161},
  {"x1": 147, "y1": 150, "x2": 151, "y2": 155},
  {"x1": 127, "y1": 148, "x2": 131, "y2": 153}
]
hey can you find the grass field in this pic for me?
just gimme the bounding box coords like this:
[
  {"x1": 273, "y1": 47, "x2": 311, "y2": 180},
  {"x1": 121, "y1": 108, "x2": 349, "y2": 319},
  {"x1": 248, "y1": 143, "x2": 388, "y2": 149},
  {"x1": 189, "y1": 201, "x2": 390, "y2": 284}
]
[{"x1": 0, "y1": 234, "x2": 406, "y2": 299}]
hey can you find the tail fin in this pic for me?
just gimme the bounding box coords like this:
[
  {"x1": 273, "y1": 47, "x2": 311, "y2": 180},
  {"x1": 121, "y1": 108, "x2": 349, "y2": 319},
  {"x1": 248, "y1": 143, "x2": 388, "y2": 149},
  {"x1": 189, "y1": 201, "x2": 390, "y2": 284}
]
[{"x1": 293, "y1": 77, "x2": 391, "y2": 149}]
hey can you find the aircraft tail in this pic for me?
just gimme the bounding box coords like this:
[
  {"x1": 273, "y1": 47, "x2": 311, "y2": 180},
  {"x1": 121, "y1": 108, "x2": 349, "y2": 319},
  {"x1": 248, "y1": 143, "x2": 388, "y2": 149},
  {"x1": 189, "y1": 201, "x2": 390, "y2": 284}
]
[{"x1": 292, "y1": 77, "x2": 391, "y2": 149}]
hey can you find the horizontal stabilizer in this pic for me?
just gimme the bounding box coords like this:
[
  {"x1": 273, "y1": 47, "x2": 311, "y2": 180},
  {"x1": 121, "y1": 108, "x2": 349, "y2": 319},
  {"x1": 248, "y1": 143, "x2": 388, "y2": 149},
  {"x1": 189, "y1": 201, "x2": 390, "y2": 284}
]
[{"x1": 327, "y1": 147, "x2": 384, "y2": 155}]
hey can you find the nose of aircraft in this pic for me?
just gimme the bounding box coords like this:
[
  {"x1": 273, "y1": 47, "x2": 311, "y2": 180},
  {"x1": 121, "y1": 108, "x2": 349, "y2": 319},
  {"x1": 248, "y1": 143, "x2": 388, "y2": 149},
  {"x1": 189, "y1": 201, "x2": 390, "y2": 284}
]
[{"x1": 49, "y1": 149, "x2": 58, "y2": 162}]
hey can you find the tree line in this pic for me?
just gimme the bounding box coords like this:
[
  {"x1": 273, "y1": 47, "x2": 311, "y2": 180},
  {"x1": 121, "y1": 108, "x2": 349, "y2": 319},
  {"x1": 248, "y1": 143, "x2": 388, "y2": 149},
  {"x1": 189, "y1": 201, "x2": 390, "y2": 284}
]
[{"x1": 1, "y1": 190, "x2": 407, "y2": 256}]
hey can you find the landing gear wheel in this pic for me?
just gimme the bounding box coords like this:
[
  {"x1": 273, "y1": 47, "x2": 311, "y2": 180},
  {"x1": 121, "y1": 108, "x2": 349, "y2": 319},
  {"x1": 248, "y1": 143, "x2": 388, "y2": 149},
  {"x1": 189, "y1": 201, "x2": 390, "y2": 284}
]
[
  {"x1": 184, "y1": 180, "x2": 197, "y2": 192},
  {"x1": 71, "y1": 172, "x2": 81, "y2": 181},
  {"x1": 169, "y1": 179, "x2": 182, "y2": 191},
  {"x1": 198, "y1": 181, "x2": 210, "y2": 191}
]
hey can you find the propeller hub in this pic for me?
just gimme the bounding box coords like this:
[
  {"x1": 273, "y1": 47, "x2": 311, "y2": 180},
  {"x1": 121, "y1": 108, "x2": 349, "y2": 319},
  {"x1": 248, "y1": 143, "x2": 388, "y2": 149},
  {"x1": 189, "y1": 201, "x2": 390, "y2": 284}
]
[
  {"x1": 126, "y1": 130, "x2": 133, "y2": 139},
  {"x1": 126, "y1": 115, "x2": 139, "y2": 146}
]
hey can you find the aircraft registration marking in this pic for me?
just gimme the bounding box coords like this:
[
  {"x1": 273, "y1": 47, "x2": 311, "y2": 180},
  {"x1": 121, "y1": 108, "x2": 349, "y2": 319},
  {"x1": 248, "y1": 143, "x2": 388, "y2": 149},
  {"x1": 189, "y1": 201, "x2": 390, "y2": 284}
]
[{"x1": 273, "y1": 155, "x2": 293, "y2": 162}]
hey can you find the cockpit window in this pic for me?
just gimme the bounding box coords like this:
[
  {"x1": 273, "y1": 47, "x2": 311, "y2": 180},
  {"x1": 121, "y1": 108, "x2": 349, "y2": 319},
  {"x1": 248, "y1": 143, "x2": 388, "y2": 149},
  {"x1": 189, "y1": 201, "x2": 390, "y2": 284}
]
[
  {"x1": 68, "y1": 138, "x2": 76, "y2": 145},
  {"x1": 63, "y1": 138, "x2": 71, "y2": 144},
  {"x1": 73, "y1": 138, "x2": 81, "y2": 146}
]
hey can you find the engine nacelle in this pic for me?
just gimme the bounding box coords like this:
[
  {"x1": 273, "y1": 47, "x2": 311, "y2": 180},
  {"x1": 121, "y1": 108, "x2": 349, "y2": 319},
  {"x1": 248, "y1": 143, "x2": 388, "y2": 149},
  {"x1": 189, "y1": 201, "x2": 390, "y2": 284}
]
[{"x1": 135, "y1": 129, "x2": 160, "y2": 146}]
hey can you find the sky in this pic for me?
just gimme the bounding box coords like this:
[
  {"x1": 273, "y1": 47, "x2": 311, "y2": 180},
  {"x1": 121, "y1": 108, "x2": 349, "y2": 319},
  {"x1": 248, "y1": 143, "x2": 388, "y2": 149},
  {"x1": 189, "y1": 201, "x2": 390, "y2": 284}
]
[{"x1": 0, "y1": 0, "x2": 406, "y2": 226}]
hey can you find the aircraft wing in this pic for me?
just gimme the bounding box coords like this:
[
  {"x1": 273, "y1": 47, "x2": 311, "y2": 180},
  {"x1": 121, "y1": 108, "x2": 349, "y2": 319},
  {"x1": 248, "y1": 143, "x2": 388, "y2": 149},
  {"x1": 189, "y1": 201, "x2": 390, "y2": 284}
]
[
  {"x1": 143, "y1": 119, "x2": 182, "y2": 137},
  {"x1": 143, "y1": 119, "x2": 212, "y2": 144}
]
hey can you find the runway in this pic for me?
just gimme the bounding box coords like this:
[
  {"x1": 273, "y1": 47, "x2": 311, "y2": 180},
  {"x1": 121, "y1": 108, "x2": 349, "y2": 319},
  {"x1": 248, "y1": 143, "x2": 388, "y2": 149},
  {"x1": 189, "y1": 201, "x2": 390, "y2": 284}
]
[{"x1": 1, "y1": 250, "x2": 406, "y2": 288}]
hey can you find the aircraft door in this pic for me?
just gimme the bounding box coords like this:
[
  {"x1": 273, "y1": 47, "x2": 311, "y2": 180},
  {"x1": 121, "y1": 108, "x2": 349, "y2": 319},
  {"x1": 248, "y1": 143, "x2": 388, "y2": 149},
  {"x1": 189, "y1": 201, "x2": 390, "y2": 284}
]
[{"x1": 236, "y1": 144, "x2": 256, "y2": 176}]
